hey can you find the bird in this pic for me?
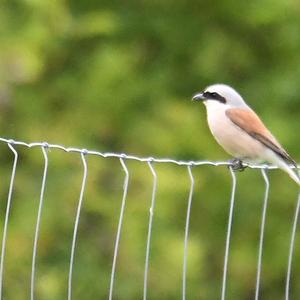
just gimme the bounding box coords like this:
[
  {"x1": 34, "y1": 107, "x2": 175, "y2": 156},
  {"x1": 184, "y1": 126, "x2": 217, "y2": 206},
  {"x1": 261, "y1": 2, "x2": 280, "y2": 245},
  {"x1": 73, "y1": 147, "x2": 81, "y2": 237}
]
[{"x1": 192, "y1": 83, "x2": 300, "y2": 186}]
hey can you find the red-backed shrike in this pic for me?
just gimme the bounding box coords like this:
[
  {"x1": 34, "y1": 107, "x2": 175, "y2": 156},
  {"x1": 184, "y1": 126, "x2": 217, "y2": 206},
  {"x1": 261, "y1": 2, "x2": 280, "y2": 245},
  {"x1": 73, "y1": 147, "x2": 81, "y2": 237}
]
[{"x1": 192, "y1": 84, "x2": 300, "y2": 185}]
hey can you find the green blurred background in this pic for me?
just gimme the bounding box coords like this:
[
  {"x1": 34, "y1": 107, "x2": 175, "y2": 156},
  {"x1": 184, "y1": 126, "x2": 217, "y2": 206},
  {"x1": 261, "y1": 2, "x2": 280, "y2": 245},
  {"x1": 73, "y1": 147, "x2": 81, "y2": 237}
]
[{"x1": 0, "y1": 0, "x2": 300, "y2": 299}]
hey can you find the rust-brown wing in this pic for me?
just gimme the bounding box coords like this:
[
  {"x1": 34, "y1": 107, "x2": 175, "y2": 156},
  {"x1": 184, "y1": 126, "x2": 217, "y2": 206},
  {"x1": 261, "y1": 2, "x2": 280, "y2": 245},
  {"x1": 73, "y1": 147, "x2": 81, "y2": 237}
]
[{"x1": 225, "y1": 108, "x2": 297, "y2": 166}]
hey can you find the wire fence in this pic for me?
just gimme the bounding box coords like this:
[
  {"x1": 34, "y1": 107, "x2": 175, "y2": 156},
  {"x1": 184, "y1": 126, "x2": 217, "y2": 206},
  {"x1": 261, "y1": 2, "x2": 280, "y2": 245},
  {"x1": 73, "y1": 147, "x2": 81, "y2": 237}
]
[{"x1": 0, "y1": 137, "x2": 299, "y2": 300}]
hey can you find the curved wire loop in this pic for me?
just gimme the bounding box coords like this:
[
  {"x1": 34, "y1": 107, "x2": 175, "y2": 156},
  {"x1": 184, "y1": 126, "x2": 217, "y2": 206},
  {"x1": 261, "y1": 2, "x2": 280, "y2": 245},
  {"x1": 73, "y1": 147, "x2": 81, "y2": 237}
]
[
  {"x1": 143, "y1": 161, "x2": 158, "y2": 300},
  {"x1": 30, "y1": 145, "x2": 49, "y2": 300},
  {"x1": 109, "y1": 158, "x2": 130, "y2": 300},
  {"x1": 221, "y1": 166, "x2": 237, "y2": 300},
  {"x1": 255, "y1": 168, "x2": 270, "y2": 300},
  {"x1": 0, "y1": 143, "x2": 18, "y2": 300},
  {"x1": 182, "y1": 165, "x2": 195, "y2": 300},
  {"x1": 68, "y1": 152, "x2": 88, "y2": 300}
]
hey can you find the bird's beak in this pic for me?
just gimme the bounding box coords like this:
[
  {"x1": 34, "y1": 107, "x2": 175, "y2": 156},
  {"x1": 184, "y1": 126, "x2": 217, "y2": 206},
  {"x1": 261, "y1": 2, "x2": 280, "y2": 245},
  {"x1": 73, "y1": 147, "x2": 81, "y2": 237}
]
[{"x1": 192, "y1": 92, "x2": 206, "y2": 102}]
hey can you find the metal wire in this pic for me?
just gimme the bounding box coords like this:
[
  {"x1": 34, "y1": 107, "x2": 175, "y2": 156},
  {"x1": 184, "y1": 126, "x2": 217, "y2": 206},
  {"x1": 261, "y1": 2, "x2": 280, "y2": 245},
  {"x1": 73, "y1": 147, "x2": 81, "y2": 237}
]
[
  {"x1": 143, "y1": 161, "x2": 158, "y2": 300},
  {"x1": 68, "y1": 152, "x2": 88, "y2": 300},
  {"x1": 0, "y1": 137, "x2": 298, "y2": 298},
  {"x1": 31, "y1": 145, "x2": 49, "y2": 300},
  {"x1": 255, "y1": 168, "x2": 270, "y2": 300},
  {"x1": 285, "y1": 192, "x2": 300, "y2": 300},
  {"x1": 109, "y1": 158, "x2": 130, "y2": 300},
  {"x1": 0, "y1": 137, "x2": 287, "y2": 169},
  {"x1": 221, "y1": 166, "x2": 237, "y2": 300},
  {"x1": 0, "y1": 143, "x2": 18, "y2": 300},
  {"x1": 182, "y1": 165, "x2": 195, "y2": 300}
]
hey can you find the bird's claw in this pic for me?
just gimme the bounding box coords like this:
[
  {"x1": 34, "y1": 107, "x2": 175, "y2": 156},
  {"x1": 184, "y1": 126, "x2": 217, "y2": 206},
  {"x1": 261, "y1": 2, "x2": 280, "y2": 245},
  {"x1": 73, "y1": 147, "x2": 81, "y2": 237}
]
[{"x1": 229, "y1": 158, "x2": 247, "y2": 172}]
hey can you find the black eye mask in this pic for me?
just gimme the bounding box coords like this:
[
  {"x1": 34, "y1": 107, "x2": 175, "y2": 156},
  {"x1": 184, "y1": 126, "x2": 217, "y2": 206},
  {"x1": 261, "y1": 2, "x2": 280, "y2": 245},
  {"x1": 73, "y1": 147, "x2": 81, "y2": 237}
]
[{"x1": 203, "y1": 91, "x2": 226, "y2": 103}]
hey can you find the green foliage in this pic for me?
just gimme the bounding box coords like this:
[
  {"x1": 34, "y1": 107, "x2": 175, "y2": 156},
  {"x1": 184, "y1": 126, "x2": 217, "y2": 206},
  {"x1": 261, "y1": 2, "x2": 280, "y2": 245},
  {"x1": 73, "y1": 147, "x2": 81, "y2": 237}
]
[{"x1": 0, "y1": 0, "x2": 300, "y2": 299}]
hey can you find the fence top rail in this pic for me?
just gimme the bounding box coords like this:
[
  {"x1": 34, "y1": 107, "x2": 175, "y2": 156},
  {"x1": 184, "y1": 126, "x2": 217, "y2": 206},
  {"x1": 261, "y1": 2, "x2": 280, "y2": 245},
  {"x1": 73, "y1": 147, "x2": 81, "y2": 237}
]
[{"x1": 0, "y1": 136, "x2": 297, "y2": 170}]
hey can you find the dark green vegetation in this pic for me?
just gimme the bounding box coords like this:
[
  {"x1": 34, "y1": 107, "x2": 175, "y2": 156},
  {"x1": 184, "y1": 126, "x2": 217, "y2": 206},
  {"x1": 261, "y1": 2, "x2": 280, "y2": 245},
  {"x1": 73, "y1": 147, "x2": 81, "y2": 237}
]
[{"x1": 0, "y1": 1, "x2": 300, "y2": 299}]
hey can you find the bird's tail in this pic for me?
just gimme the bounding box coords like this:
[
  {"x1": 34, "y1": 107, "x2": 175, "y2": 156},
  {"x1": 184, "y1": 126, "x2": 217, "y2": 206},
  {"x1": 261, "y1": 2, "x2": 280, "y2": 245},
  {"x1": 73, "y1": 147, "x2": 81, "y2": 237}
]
[{"x1": 276, "y1": 159, "x2": 300, "y2": 186}]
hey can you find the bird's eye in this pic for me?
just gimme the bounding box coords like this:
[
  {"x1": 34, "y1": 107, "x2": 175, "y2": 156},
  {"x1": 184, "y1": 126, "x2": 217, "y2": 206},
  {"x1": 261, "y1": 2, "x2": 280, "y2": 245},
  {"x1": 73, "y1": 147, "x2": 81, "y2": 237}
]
[{"x1": 211, "y1": 92, "x2": 218, "y2": 97}]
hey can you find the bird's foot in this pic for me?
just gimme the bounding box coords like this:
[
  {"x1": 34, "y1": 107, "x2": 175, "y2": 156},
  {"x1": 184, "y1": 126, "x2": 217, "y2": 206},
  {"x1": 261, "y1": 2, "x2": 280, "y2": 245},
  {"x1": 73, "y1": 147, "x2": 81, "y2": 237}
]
[{"x1": 229, "y1": 158, "x2": 247, "y2": 172}]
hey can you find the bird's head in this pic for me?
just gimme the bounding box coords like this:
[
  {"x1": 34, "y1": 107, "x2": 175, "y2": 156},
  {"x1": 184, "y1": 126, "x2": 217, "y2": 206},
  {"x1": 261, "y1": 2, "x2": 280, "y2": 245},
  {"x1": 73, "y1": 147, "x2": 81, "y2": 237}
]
[{"x1": 192, "y1": 84, "x2": 248, "y2": 109}]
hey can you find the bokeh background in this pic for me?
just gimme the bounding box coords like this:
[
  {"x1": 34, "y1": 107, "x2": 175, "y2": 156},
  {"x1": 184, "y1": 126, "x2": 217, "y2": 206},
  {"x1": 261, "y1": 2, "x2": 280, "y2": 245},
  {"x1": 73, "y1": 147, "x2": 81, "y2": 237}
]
[{"x1": 0, "y1": 0, "x2": 300, "y2": 299}]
